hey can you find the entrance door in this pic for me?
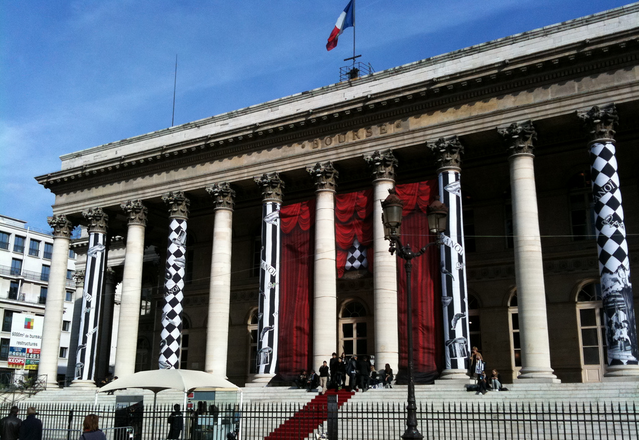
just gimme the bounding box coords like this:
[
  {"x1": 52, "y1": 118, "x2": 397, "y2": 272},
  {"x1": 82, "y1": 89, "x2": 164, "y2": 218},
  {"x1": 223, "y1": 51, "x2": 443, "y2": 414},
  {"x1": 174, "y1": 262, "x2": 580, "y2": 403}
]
[
  {"x1": 339, "y1": 301, "x2": 370, "y2": 357},
  {"x1": 577, "y1": 282, "x2": 606, "y2": 382}
]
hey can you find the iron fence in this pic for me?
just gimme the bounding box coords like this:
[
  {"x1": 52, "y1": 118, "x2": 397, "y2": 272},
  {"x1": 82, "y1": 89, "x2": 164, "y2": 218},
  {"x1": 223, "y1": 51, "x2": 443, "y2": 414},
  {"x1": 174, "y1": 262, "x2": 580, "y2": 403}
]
[{"x1": 1, "y1": 400, "x2": 637, "y2": 440}]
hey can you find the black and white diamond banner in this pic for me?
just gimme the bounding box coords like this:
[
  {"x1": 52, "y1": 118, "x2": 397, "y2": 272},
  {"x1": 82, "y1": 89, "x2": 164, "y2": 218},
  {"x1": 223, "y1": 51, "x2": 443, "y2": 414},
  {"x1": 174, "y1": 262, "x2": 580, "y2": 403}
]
[
  {"x1": 159, "y1": 218, "x2": 187, "y2": 369},
  {"x1": 257, "y1": 202, "x2": 281, "y2": 375},
  {"x1": 589, "y1": 141, "x2": 638, "y2": 365},
  {"x1": 438, "y1": 171, "x2": 470, "y2": 370},
  {"x1": 75, "y1": 232, "x2": 106, "y2": 381},
  {"x1": 345, "y1": 238, "x2": 368, "y2": 271}
]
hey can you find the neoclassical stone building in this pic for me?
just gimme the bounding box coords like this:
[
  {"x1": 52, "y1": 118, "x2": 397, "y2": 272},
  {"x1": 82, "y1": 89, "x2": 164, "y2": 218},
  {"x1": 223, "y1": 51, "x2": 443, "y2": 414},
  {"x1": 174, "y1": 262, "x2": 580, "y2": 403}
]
[{"x1": 36, "y1": 4, "x2": 639, "y2": 388}]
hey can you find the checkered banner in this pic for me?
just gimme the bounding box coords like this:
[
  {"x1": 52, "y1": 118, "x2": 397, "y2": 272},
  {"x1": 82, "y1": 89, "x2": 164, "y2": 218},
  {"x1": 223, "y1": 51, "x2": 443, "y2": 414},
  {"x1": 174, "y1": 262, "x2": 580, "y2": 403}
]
[
  {"x1": 159, "y1": 218, "x2": 187, "y2": 369},
  {"x1": 257, "y1": 202, "x2": 281, "y2": 375},
  {"x1": 345, "y1": 238, "x2": 368, "y2": 271},
  {"x1": 75, "y1": 231, "x2": 106, "y2": 381},
  {"x1": 590, "y1": 141, "x2": 638, "y2": 365},
  {"x1": 438, "y1": 171, "x2": 470, "y2": 370}
]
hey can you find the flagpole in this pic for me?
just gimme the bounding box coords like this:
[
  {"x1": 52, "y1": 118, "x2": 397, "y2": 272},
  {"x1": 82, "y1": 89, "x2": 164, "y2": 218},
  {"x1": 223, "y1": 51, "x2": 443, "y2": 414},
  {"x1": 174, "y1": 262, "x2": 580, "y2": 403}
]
[
  {"x1": 171, "y1": 54, "x2": 178, "y2": 127},
  {"x1": 352, "y1": 0, "x2": 356, "y2": 67}
]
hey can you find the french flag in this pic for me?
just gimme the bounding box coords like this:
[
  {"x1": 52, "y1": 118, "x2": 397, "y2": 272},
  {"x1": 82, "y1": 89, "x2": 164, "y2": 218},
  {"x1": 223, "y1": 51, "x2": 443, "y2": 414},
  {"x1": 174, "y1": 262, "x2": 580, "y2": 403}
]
[{"x1": 326, "y1": 0, "x2": 354, "y2": 51}]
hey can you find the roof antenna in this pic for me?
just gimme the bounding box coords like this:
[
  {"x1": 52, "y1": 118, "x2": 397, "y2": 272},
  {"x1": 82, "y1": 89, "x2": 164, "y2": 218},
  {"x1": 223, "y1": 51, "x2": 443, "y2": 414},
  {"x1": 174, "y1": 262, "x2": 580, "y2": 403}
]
[{"x1": 171, "y1": 54, "x2": 178, "y2": 127}]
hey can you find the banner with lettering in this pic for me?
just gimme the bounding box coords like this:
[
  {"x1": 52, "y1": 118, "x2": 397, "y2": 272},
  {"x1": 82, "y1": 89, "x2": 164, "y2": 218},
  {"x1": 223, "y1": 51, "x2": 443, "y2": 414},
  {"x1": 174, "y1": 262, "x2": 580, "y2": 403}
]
[{"x1": 9, "y1": 314, "x2": 43, "y2": 370}]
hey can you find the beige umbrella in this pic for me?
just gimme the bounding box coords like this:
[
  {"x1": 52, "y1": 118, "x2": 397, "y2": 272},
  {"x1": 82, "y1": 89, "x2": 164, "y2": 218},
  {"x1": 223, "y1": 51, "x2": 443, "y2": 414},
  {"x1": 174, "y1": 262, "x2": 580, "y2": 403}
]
[{"x1": 97, "y1": 369, "x2": 239, "y2": 439}]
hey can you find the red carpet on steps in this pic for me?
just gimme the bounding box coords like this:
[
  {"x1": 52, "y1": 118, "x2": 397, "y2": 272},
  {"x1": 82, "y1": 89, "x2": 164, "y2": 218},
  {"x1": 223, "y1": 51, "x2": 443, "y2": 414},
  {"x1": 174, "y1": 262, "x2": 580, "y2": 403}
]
[{"x1": 265, "y1": 389, "x2": 355, "y2": 440}]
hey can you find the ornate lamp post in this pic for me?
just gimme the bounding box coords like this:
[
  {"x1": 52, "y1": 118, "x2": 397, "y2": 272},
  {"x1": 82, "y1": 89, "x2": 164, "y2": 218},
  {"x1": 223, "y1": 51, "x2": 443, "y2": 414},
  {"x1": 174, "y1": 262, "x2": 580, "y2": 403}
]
[{"x1": 381, "y1": 188, "x2": 448, "y2": 440}]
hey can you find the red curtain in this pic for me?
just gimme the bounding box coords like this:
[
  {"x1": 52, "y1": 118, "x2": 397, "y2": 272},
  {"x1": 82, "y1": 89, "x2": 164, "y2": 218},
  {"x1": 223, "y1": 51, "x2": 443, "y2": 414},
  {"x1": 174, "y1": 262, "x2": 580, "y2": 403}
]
[
  {"x1": 278, "y1": 200, "x2": 315, "y2": 377},
  {"x1": 335, "y1": 189, "x2": 374, "y2": 278},
  {"x1": 395, "y1": 180, "x2": 443, "y2": 381}
]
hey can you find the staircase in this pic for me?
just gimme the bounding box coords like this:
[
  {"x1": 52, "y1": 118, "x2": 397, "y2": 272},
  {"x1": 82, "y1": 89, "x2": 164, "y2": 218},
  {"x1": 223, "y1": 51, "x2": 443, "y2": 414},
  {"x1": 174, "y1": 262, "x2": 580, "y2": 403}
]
[{"x1": 264, "y1": 389, "x2": 354, "y2": 440}]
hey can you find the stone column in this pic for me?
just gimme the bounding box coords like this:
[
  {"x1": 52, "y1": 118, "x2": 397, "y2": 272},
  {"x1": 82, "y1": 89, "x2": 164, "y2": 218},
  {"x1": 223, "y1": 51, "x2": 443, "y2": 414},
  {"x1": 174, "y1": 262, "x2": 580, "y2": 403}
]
[
  {"x1": 159, "y1": 191, "x2": 190, "y2": 369},
  {"x1": 96, "y1": 267, "x2": 117, "y2": 383},
  {"x1": 40, "y1": 215, "x2": 74, "y2": 388},
  {"x1": 253, "y1": 173, "x2": 284, "y2": 382},
  {"x1": 114, "y1": 200, "x2": 147, "y2": 378},
  {"x1": 499, "y1": 121, "x2": 557, "y2": 382},
  {"x1": 73, "y1": 207, "x2": 109, "y2": 387},
  {"x1": 578, "y1": 104, "x2": 639, "y2": 378},
  {"x1": 364, "y1": 150, "x2": 399, "y2": 373},
  {"x1": 428, "y1": 137, "x2": 471, "y2": 380},
  {"x1": 307, "y1": 162, "x2": 339, "y2": 369},
  {"x1": 204, "y1": 182, "x2": 235, "y2": 377},
  {"x1": 66, "y1": 270, "x2": 85, "y2": 386}
]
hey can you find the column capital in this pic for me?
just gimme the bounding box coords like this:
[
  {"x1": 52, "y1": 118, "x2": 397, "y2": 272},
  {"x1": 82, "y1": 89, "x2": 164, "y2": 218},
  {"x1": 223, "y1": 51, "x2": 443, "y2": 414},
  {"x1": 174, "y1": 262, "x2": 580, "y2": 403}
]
[
  {"x1": 364, "y1": 150, "x2": 397, "y2": 181},
  {"x1": 577, "y1": 104, "x2": 618, "y2": 143},
  {"x1": 121, "y1": 200, "x2": 148, "y2": 226},
  {"x1": 82, "y1": 207, "x2": 109, "y2": 234},
  {"x1": 499, "y1": 120, "x2": 537, "y2": 156},
  {"x1": 254, "y1": 172, "x2": 285, "y2": 203},
  {"x1": 162, "y1": 191, "x2": 190, "y2": 220},
  {"x1": 428, "y1": 136, "x2": 464, "y2": 171},
  {"x1": 307, "y1": 162, "x2": 339, "y2": 192},
  {"x1": 206, "y1": 182, "x2": 236, "y2": 210},
  {"x1": 47, "y1": 215, "x2": 74, "y2": 239},
  {"x1": 73, "y1": 270, "x2": 85, "y2": 287}
]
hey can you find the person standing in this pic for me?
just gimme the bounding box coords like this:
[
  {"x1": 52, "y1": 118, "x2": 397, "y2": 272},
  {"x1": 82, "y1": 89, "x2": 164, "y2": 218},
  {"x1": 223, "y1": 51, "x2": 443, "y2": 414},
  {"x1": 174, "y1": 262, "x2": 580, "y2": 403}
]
[
  {"x1": 469, "y1": 346, "x2": 483, "y2": 380},
  {"x1": 319, "y1": 361, "x2": 329, "y2": 395},
  {"x1": 328, "y1": 353, "x2": 339, "y2": 388},
  {"x1": 19, "y1": 407, "x2": 42, "y2": 440},
  {"x1": 79, "y1": 414, "x2": 106, "y2": 440},
  {"x1": 346, "y1": 355, "x2": 358, "y2": 391},
  {"x1": 167, "y1": 404, "x2": 183, "y2": 440},
  {"x1": 0, "y1": 406, "x2": 21, "y2": 440}
]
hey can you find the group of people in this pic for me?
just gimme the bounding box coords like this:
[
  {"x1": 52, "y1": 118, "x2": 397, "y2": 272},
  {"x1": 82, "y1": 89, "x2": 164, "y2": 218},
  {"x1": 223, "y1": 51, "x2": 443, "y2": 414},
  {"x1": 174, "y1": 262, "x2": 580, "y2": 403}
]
[
  {"x1": 295, "y1": 353, "x2": 394, "y2": 394},
  {"x1": 469, "y1": 346, "x2": 503, "y2": 395},
  {"x1": 0, "y1": 407, "x2": 106, "y2": 440}
]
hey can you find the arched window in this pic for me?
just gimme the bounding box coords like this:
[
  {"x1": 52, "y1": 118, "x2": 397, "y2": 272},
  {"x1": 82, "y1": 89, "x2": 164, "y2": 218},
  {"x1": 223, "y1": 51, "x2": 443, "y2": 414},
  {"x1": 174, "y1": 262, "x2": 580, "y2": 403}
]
[
  {"x1": 339, "y1": 300, "x2": 370, "y2": 357},
  {"x1": 508, "y1": 292, "x2": 521, "y2": 370},
  {"x1": 568, "y1": 171, "x2": 595, "y2": 241},
  {"x1": 468, "y1": 294, "x2": 481, "y2": 352},
  {"x1": 576, "y1": 281, "x2": 606, "y2": 382},
  {"x1": 247, "y1": 309, "x2": 259, "y2": 375},
  {"x1": 180, "y1": 315, "x2": 190, "y2": 369}
]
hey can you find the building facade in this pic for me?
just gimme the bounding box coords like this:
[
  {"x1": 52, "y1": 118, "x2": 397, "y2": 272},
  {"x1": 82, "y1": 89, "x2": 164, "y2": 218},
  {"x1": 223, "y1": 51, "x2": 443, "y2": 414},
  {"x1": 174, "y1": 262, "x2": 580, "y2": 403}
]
[
  {"x1": 36, "y1": 5, "x2": 639, "y2": 388},
  {"x1": 0, "y1": 215, "x2": 76, "y2": 384}
]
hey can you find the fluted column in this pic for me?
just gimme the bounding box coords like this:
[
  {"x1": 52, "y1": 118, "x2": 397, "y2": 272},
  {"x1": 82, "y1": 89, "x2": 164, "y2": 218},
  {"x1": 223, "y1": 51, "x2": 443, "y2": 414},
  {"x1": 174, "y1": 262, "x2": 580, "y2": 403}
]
[
  {"x1": 96, "y1": 268, "x2": 117, "y2": 383},
  {"x1": 364, "y1": 150, "x2": 399, "y2": 373},
  {"x1": 253, "y1": 173, "x2": 284, "y2": 382},
  {"x1": 159, "y1": 191, "x2": 190, "y2": 369},
  {"x1": 114, "y1": 200, "x2": 147, "y2": 378},
  {"x1": 428, "y1": 137, "x2": 471, "y2": 380},
  {"x1": 499, "y1": 121, "x2": 557, "y2": 382},
  {"x1": 307, "y1": 162, "x2": 339, "y2": 369},
  {"x1": 205, "y1": 183, "x2": 235, "y2": 377},
  {"x1": 72, "y1": 207, "x2": 109, "y2": 387},
  {"x1": 40, "y1": 215, "x2": 74, "y2": 388},
  {"x1": 578, "y1": 104, "x2": 639, "y2": 378},
  {"x1": 66, "y1": 270, "x2": 85, "y2": 386}
]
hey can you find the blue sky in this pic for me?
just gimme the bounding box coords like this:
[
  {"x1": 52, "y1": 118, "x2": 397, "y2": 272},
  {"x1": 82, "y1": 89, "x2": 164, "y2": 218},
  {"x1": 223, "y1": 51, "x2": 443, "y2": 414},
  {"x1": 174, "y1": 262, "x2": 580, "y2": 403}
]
[{"x1": 0, "y1": 0, "x2": 632, "y2": 232}]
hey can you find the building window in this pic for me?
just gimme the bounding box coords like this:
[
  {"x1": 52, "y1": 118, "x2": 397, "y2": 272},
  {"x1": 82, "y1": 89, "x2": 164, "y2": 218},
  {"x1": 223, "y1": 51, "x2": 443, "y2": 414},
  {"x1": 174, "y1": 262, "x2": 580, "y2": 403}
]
[
  {"x1": 13, "y1": 236, "x2": 25, "y2": 254},
  {"x1": 339, "y1": 301, "x2": 369, "y2": 357},
  {"x1": 41, "y1": 265, "x2": 50, "y2": 282},
  {"x1": 2, "y1": 311, "x2": 14, "y2": 332},
  {"x1": 39, "y1": 287, "x2": 48, "y2": 305},
  {"x1": 28, "y1": 239, "x2": 40, "y2": 257},
  {"x1": 247, "y1": 309, "x2": 258, "y2": 375},
  {"x1": 468, "y1": 294, "x2": 481, "y2": 352},
  {"x1": 568, "y1": 171, "x2": 595, "y2": 241},
  {"x1": 0, "y1": 232, "x2": 9, "y2": 250},
  {"x1": 0, "y1": 339, "x2": 9, "y2": 361},
  {"x1": 140, "y1": 288, "x2": 152, "y2": 316},
  {"x1": 9, "y1": 281, "x2": 19, "y2": 300},
  {"x1": 66, "y1": 270, "x2": 73, "y2": 280},
  {"x1": 62, "y1": 320, "x2": 71, "y2": 332},
  {"x1": 508, "y1": 293, "x2": 521, "y2": 369},
  {"x1": 577, "y1": 282, "x2": 606, "y2": 382},
  {"x1": 44, "y1": 243, "x2": 53, "y2": 260},
  {"x1": 68, "y1": 249, "x2": 75, "y2": 259},
  {"x1": 10, "y1": 259, "x2": 22, "y2": 276},
  {"x1": 65, "y1": 291, "x2": 73, "y2": 302},
  {"x1": 59, "y1": 347, "x2": 68, "y2": 358}
]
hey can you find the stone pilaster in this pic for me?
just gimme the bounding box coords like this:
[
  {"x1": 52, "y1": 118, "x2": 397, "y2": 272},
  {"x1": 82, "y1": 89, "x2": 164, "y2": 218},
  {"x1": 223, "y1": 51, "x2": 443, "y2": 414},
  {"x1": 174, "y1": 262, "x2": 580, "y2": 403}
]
[
  {"x1": 41, "y1": 215, "x2": 74, "y2": 388},
  {"x1": 364, "y1": 150, "x2": 399, "y2": 374},
  {"x1": 205, "y1": 183, "x2": 235, "y2": 378},
  {"x1": 160, "y1": 191, "x2": 190, "y2": 369},
  {"x1": 114, "y1": 200, "x2": 147, "y2": 377},
  {"x1": 253, "y1": 173, "x2": 284, "y2": 382},
  {"x1": 499, "y1": 121, "x2": 557, "y2": 382},
  {"x1": 578, "y1": 104, "x2": 639, "y2": 379},
  {"x1": 307, "y1": 162, "x2": 339, "y2": 369},
  {"x1": 428, "y1": 137, "x2": 471, "y2": 381}
]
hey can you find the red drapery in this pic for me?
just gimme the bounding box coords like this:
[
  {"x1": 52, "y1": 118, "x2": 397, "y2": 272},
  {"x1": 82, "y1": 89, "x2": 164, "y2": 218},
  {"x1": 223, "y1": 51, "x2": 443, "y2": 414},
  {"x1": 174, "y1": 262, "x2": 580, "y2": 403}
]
[
  {"x1": 335, "y1": 189, "x2": 374, "y2": 278},
  {"x1": 278, "y1": 200, "x2": 315, "y2": 377},
  {"x1": 395, "y1": 180, "x2": 443, "y2": 382}
]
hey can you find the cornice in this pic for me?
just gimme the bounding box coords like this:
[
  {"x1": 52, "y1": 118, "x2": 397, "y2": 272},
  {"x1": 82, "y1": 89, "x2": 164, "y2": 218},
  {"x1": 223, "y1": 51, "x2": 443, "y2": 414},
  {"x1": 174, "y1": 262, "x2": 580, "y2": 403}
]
[{"x1": 36, "y1": 31, "x2": 639, "y2": 194}]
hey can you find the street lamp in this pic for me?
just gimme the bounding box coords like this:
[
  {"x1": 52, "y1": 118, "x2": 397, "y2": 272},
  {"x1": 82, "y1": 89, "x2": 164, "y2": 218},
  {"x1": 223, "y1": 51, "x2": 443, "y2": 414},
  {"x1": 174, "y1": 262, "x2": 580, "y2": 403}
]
[{"x1": 381, "y1": 188, "x2": 448, "y2": 440}]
